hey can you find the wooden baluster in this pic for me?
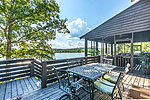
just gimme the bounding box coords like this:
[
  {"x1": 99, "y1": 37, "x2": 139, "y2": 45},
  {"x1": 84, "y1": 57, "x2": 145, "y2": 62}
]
[
  {"x1": 41, "y1": 62, "x2": 47, "y2": 88},
  {"x1": 30, "y1": 61, "x2": 34, "y2": 77}
]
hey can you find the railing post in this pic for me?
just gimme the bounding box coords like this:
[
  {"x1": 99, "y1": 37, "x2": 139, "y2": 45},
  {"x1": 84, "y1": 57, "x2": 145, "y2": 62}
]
[
  {"x1": 98, "y1": 56, "x2": 101, "y2": 63},
  {"x1": 30, "y1": 61, "x2": 34, "y2": 77},
  {"x1": 41, "y1": 62, "x2": 47, "y2": 88},
  {"x1": 85, "y1": 57, "x2": 87, "y2": 65}
]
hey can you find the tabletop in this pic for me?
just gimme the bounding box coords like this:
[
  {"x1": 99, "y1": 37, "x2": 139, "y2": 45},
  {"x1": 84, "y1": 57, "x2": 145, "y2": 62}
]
[{"x1": 67, "y1": 63, "x2": 117, "y2": 81}]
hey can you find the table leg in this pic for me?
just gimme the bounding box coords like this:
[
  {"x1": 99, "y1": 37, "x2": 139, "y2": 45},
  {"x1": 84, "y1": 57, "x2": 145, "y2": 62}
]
[{"x1": 91, "y1": 82, "x2": 94, "y2": 100}]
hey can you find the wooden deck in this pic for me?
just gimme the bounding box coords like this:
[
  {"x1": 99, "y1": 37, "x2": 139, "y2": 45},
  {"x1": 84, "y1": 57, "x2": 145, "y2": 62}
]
[
  {"x1": 0, "y1": 77, "x2": 41, "y2": 100},
  {"x1": 0, "y1": 72, "x2": 150, "y2": 100}
]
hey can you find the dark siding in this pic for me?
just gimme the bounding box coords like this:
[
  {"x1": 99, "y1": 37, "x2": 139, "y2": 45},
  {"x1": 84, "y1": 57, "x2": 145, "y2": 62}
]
[{"x1": 81, "y1": 0, "x2": 150, "y2": 40}]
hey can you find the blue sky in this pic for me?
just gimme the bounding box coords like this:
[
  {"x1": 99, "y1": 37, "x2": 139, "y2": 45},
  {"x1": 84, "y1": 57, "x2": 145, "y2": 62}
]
[{"x1": 51, "y1": 0, "x2": 138, "y2": 49}]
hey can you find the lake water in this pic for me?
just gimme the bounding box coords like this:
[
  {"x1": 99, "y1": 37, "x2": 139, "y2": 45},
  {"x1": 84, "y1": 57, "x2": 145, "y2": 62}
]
[
  {"x1": 54, "y1": 53, "x2": 84, "y2": 59},
  {"x1": 0, "y1": 53, "x2": 85, "y2": 61}
]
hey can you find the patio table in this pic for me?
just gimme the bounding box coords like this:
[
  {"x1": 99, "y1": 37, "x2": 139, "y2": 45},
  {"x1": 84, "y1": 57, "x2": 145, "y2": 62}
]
[{"x1": 67, "y1": 63, "x2": 117, "y2": 100}]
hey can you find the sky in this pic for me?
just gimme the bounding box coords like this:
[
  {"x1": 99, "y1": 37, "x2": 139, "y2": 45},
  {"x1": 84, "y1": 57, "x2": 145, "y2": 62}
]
[{"x1": 50, "y1": 0, "x2": 138, "y2": 49}]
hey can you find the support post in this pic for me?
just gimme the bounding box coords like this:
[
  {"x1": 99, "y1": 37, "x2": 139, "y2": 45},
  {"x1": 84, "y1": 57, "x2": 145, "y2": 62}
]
[
  {"x1": 102, "y1": 38, "x2": 104, "y2": 57},
  {"x1": 85, "y1": 39, "x2": 88, "y2": 57},
  {"x1": 91, "y1": 41, "x2": 93, "y2": 56},
  {"x1": 111, "y1": 43, "x2": 113, "y2": 57},
  {"x1": 131, "y1": 33, "x2": 134, "y2": 72},
  {"x1": 105, "y1": 43, "x2": 107, "y2": 55},
  {"x1": 114, "y1": 36, "x2": 116, "y2": 66},
  {"x1": 41, "y1": 62, "x2": 47, "y2": 88},
  {"x1": 96, "y1": 41, "x2": 98, "y2": 55},
  {"x1": 98, "y1": 55, "x2": 101, "y2": 63},
  {"x1": 93, "y1": 41, "x2": 95, "y2": 56},
  {"x1": 30, "y1": 61, "x2": 34, "y2": 77}
]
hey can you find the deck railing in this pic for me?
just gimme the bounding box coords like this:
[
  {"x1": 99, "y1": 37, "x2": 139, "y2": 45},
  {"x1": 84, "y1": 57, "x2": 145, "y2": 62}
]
[
  {"x1": 33, "y1": 60, "x2": 42, "y2": 79},
  {"x1": 115, "y1": 55, "x2": 150, "y2": 74},
  {"x1": 0, "y1": 59, "x2": 34, "y2": 83},
  {"x1": 0, "y1": 56, "x2": 100, "y2": 88},
  {"x1": 1, "y1": 55, "x2": 149, "y2": 88},
  {"x1": 41, "y1": 56, "x2": 100, "y2": 88}
]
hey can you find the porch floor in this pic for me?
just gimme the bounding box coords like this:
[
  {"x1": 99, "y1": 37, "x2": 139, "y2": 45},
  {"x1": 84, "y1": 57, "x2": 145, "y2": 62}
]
[
  {"x1": 0, "y1": 72, "x2": 150, "y2": 100},
  {"x1": 0, "y1": 77, "x2": 41, "y2": 100}
]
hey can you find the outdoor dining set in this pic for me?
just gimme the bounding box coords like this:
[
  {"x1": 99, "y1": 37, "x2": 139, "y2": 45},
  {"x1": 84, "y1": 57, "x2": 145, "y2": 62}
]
[{"x1": 53, "y1": 59, "x2": 130, "y2": 100}]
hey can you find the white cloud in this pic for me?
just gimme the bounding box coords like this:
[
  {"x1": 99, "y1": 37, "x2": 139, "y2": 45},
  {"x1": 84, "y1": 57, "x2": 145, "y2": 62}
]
[
  {"x1": 67, "y1": 18, "x2": 90, "y2": 38},
  {"x1": 74, "y1": 41, "x2": 84, "y2": 48},
  {"x1": 50, "y1": 40, "x2": 84, "y2": 49},
  {"x1": 51, "y1": 18, "x2": 88, "y2": 49},
  {"x1": 56, "y1": 18, "x2": 90, "y2": 40},
  {"x1": 56, "y1": 33, "x2": 63, "y2": 38}
]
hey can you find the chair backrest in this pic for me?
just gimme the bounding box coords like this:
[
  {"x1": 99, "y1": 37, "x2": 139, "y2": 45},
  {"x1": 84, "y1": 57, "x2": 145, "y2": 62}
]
[
  {"x1": 124, "y1": 63, "x2": 130, "y2": 74},
  {"x1": 67, "y1": 59, "x2": 83, "y2": 68},
  {"x1": 102, "y1": 57, "x2": 113, "y2": 65},
  {"x1": 112, "y1": 72, "x2": 125, "y2": 96},
  {"x1": 53, "y1": 66, "x2": 71, "y2": 94}
]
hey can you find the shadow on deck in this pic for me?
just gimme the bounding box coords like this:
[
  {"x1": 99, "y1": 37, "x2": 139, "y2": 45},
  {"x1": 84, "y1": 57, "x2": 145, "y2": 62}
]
[{"x1": 1, "y1": 71, "x2": 150, "y2": 100}]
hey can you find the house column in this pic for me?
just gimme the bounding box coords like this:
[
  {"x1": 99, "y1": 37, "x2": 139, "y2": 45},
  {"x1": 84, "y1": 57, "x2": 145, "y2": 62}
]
[
  {"x1": 101, "y1": 38, "x2": 104, "y2": 57},
  {"x1": 105, "y1": 43, "x2": 107, "y2": 55},
  {"x1": 131, "y1": 33, "x2": 134, "y2": 72},
  {"x1": 96, "y1": 41, "x2": 98, "y2": 55},
  {"x1": 93, "y1": 41, "x2": 95, "y2": 56},
  {"x1": 111, "y1": 43, "x2": 113, "y2": 56},
  {"x1": 85, "y1": 39, "x2": 88, "y2": 57},
  {"x1": 114, "y1": 36, "x2": 116, "y2": 66},
  {"x1": 91, "y1": 41, "x2": 93, "y2": 56}
]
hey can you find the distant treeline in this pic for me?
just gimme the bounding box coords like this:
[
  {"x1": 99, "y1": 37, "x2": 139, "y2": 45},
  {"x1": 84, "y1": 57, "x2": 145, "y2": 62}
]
[{"x1": 53, "y1": 48, "x2": 84, "y2": 53}]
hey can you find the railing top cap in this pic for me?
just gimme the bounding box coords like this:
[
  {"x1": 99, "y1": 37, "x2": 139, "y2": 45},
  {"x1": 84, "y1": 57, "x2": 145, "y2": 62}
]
[
  {"x1": 0, "y1": 58, "x2": 34, "y2": 64},
  {"x1": 42, "y1": 56, "x2": 99, "y2": 63}
]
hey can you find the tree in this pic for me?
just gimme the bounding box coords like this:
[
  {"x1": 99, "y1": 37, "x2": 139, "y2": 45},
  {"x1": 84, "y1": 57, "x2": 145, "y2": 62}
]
[{"x1": 0, "y1": 0, "x2": 69, "y2": 60}]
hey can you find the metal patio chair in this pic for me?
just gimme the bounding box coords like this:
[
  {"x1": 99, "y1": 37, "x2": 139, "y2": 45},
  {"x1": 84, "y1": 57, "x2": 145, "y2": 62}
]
[
  {"x1": 53, "y1": 67, "x2": 83, "y2": 100},
  {"x1": 103, "y1": 63, "x2": 130, "y2": 84},
  {"x1": 94, "y1": 71, "x2": 126, "y2": 100},
  {"x1": 67, "y1": 59, "x2": 83, "y2": 82}
]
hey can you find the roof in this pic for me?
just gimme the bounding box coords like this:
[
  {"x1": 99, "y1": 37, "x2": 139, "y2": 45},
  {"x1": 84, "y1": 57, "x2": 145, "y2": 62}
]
[{"x1": 80, "y1": 0, "x2": 150, "y2": 42}]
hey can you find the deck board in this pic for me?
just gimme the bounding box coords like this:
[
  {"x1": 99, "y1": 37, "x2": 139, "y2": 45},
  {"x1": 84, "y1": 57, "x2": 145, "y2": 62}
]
[
  {"x1": 20, "y1": 78, "x2": 29, "y2": 93},
  {"x1": 0, "y1": 73, "x2": 150, "y2": 100},
  {"x1": 24, "y1": 78, "x2": 33, "y2": 91},
  {"x1": 5, "y1": 81, "x2": 12, "y2": 100},
  {"x1": 11, "y1": 80, "x2": 18, "y2": 98},
  {"x1": 16, "y1": 78, "x2": 23, "y2": 96},
  {"x1": 0, "y1": 83, "x2": 6, "y2": 100},
  {"x1": 0, "y1": 77, "x2": 40, "y2": 100}
]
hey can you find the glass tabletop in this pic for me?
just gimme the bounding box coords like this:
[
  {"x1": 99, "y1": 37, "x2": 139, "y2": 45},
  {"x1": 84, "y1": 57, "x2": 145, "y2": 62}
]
[{"x1": 67, "y1": 63, "x2": 117, "y2": 81}]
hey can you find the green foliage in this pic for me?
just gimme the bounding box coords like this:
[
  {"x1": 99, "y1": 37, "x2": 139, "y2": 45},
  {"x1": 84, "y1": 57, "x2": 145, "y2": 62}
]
[
  {"x1": 142, "y1": 42, "x2": 150, "y2": 52},
  {"x1": 88, "y1": 46, "x2": 99, "y2": 56},
  {"x1": 54, "y1": 48, "x2": 84, "y2": 53},
  {"x1": 116, "y1": 43, "x2": 150, "y2": 54},
  {"x1": 0, "y1": 0, "x2": 69, "y2": 60}
]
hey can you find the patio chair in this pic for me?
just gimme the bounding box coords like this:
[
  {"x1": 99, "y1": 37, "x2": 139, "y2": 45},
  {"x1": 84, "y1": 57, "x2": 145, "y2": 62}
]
[
  {"x1": 67, "y1": 59, "x2": 83, "y2": 82},
  {"x1": 94, "y1": 72, "x2": 126, "y2": 100},
  {"x1": 102, "y1": 57, "x2": 113, "y2": 65},
  {"x1": 103, "y1": 63, "x2": 130, "y2": 84},
  {"x1": 53, "y1": 67, "x2": 83, "y2": 100}
]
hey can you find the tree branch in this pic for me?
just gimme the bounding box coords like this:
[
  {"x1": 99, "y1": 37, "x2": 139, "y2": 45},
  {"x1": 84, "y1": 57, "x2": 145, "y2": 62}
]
[
  {"x1": 0, "y1": 25, "x2": 4, "y2": 30},
  {"x1": 12, "y1": 32, "x2": 36, "y2": 43}
]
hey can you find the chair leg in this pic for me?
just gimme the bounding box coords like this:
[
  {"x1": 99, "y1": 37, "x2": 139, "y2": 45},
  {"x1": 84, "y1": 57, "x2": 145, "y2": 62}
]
[
  {"x1": 118, "y1": 88, "x2": 122, "y2": 99},
  {"x1": 71, "y1": 94, "x2": 80, "y2": 100},
  {"x1": 122, "y1": 83, "x2": 125, "y2": 91},
  {"x1": 112, "y1": 95, "x2": 114, "y2": 100},
  {"x1": 59, "y1": 94, "x2": 70, "y2": 100}
]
